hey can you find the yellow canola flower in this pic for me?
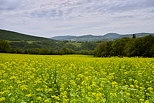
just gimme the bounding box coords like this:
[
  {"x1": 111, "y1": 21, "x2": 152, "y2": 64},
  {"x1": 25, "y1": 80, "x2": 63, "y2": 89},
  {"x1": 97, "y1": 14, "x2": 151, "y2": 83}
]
[
  {"x1": 144, "y1": 100, "x2": 150, "y2": 103},
  {"x1": 140, "y1": 99, "x2": 144, "y2": 102},
  {"x1": 0, "y1": 92, "x2": 5, "y2": 95},
  {"x1": 34, "y1": 79, "x2": 42, "y2": 84},
  {"x1": 20, "y1": 85, "x2": 28, "y2": 90},
  {"x1": 0, "y1": 79, "x2": 6, "y2": 83},
  {"x1": 147, "y1": 87, "x2": 153, "y2": 91},
  {"x1": 10, "y1": 76, "x2": 17, "y2": 80},
  {"x1": 36, "y1": 88, "x2": 43, "y2": 91},
  {"x1": 37, "y1": 97, "x2": 42, "y2": 101},
  {"x1": 44, "y1": 99, "x2": 50, "y2": 103},
  {"x1": 0, "y1": 53, "x2": 154, "y2": 103},
  {"x1": 130, "y1": 85, "x2": 134, "y2": 88},
  {"x1": 134, "y1": 80, "x2": 138, "y2": 84},
  {"x1": 26, "y1": 94, "x2": 32, "y2": 97},
  {"x1": 51, "y1": 96, "x2": 60, "y2": 100},
  {"x1": 0, "y1": 97, "x2": 5, "y2": 102},
  {"x1": 125, "y1": 93, "x2": 130, "y2": 96},
  {"x1": 70, "y1": 80, "x2": 76, "y2": 86},
  {"x1": 111, "y1": 81, "x2": 118, "y2": 87},
  {"x1": 110, "y1": 93, "x2": 117, "y2": 96}
]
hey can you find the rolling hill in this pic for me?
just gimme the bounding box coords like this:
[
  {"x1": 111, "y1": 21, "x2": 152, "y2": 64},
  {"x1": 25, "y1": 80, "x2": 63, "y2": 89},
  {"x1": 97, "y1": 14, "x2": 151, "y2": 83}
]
[
  {"x1": 1, "y1": 29, "x2": 153, "y2": 42},
  {"x1": 0, "y1": 29, "x2": 54, "y2": 41},
  {"x1": 52, "y1": 33, "x2": 154, "y2": 41}
]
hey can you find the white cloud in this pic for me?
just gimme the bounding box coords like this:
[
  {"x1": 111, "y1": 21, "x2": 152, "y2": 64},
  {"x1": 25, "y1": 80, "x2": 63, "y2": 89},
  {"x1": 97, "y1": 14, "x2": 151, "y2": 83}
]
[{"x1": 0, "y1": 0, "x2": 154, "y2": 37}]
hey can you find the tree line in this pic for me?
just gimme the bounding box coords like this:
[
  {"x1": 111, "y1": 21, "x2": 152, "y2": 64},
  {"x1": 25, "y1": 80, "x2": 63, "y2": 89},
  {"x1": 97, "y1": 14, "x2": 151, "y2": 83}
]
[
  {"x1": 94, "y1": 35, "x2": 154, "y2": 57},
  {"x1": 0, "y1": 35, "x2": 154, "y2": 57},
  {"x1": 0, "y1": 39, "x2": 95, "y2": 55}
]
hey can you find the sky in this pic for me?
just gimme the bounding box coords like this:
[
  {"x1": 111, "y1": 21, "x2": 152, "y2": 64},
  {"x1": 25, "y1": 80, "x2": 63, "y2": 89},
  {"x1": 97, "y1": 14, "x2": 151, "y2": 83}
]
[{"x1": 0, "y1": 0, "x2": 154, "y2": 37}]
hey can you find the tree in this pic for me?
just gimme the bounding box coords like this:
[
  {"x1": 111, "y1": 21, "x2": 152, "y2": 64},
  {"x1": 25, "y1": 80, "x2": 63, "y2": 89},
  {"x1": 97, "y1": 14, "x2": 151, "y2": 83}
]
[
  {"x1": 0, "y1": 39, "x2": 11, "y2": 53},
  {"x1": 61, "y1": 47, "x2": 74, "y2": 54},
  {"x1": 111, "y1": 38, "x2": 130, "y2": 56},
  {"x1": 94, "y1": 42, "x2": 107, "y2": 57},
  {"x1": 94, "y1": 41, "x2": 113, "y2": 57},
  {"x1": 81, "y1": 42, "x2": 97, "y2": 50},
  {"x1": 124, "y1": 35, "x2": 154, "y2": 57},
  {"x1": 132, "y1": 34, "x2": 136, "y2": 38},
  {"x1": 123, "y1": 39, "x2": 135, "y2": 57}
]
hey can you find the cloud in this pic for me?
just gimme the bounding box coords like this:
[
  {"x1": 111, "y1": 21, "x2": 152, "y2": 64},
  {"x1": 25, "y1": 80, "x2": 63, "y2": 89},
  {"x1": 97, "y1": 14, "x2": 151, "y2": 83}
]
[
  {"x1": 0, "y1": 0, "x2": 21, "y2": 10},
  {"x1": 0, "y1": 0, "x2": 154, "y2": 37}
]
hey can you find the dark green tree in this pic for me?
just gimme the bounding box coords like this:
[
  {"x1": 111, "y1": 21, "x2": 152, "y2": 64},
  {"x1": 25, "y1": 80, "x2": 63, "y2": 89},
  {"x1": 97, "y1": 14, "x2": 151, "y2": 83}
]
[
  {"x1": 132, "y1": 34, "x2": 136, "y2": 38},
  {"x1": 129, "y1": 35, "x2": 154, "y2": 57},
  {"x1": 111, "y1": 38, "x2": 130, "y2": 56},
  {"x1": 81, "y1": 42, "x2": 97, "y2": 50},
  {"x1": 94, "y1": 42, "x2": 107, "y2": 57},
  {"x1": 0, "y1": 39, "x2": 11, "y2": 53}
]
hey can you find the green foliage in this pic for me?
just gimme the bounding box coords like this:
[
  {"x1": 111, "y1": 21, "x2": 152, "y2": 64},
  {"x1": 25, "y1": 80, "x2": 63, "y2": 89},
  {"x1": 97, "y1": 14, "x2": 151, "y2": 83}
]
[
  {"x1": 0, "y1": 29, "x2": 54, "y2": 41},
  {"x1": 7, "y1": 40, "x2": 97, "y2": 55},
  {"x1": 132, "y1": 34, "x2": 136, "y2": 38},
  {"x1": 78, "y1": 50, "x2": 94, "y2": 55},
  {"x1": 95, "y1": 36, "x2": 154, "y2": 57},
  {"x1": 94, "y1": 42, "x2": 107, "y2": 57},
  {"x1": 2, "y1": 29, "x2": 153, "y2": 56},
  {"x1": 128, "y1": 35, "x2": 154, "y2": 57},
  {"x1": 111, "y1": 38, "x2": 130, "y2": 56},
  {"x1": 0, "y1": 39, "x2": 11, "y2": 53},
  {"x1": 61, "y1": 47, "x2": 75, "y2": 54},
  {"x1": 81, "y1": 42, "x2": 98, "y2": 50}
]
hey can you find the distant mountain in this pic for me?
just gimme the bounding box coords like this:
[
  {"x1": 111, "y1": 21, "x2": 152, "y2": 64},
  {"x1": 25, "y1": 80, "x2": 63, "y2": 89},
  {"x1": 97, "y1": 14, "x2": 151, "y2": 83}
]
[
  {"x1": 1, "y1": 29, "x2": 153, "y2": 42},
  {"x1": 52, "y1": 33, "x2": 154, "y2": 41},
  {"x1": 103, "y1": 33, "x2": 121, "y2": 39},
  {"x1": 52, "y1": 35, "x2": 77, "y2": 41},
  {"x1": 0, "y1": 29, "x2": 54, "y2": 41}
]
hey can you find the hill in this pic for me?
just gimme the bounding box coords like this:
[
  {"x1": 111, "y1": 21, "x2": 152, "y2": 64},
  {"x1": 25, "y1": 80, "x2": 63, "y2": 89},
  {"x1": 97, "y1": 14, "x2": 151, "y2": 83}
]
[
  {"x1": 0, "y1": 29, "x2": 54, "y2": 41},
  {"x1": 52, "y1": 33, "x2": 154, "y2": 41}
]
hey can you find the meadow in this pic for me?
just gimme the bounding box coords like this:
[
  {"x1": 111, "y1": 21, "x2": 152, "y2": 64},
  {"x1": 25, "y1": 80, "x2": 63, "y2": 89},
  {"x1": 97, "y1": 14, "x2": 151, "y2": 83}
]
[{"x1": 0, "y1": 53, "x2": 154, "y2": 103}]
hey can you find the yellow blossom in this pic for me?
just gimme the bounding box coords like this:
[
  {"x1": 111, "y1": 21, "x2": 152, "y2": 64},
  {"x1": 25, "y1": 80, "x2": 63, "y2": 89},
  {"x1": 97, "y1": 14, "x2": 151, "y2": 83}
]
[
  {"x1": 0, "y1": 97, "x2": 5, "y2": 102},
  {"x1": 26, "y1": 94, "x2": 32, "y2": 97}
]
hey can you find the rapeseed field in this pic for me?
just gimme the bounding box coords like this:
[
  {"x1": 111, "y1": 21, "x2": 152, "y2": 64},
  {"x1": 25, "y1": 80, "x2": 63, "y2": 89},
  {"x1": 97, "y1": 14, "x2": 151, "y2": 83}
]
[{"x1": 0, "y1": 53, "x2": 154, "y2": 103}]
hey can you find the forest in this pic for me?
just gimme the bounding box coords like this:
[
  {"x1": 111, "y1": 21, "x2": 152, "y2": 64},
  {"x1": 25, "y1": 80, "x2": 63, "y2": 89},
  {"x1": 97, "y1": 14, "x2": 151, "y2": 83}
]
[
  {"x1": 94, "y1": 35, "x2": 154, "y2": 57},
  {"x1": 0, "y1": 35, "x2": 154, "y2": 57}
]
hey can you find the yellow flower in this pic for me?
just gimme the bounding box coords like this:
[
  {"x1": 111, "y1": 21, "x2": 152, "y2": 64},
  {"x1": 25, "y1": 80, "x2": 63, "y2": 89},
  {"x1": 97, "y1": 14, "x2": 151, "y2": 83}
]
[
  {"x1": 34, "y1": 79, "x2": 42, "y2": 84},
  {"x1": 139, "y1": 99, "x2": 144, "y2": 102},
  {"x1": 126, "y1": 93, "x2": 130, "y2": 96},
  {"x1": 0, "y1": 97, "x2": 5, "y2": 102},
  {"x1": 135, "y1": 85, "x2": 139, "y2": 88},
  {"x1": 134, "y1": 80, "x2": 138, "y2": 84},
  {"x1": 130, "y1": 85, "x2": 134, "y2": 88},
  {"x1": 51, "y1": 96, "x2": 60, "y2": 100},
  {"x1": 124, "y1": 72, "x2": 128, "y2": 74},
  {"x1": 0, "y1": 92, "x2": 5, "y2": 95},
  {"x1": 147, "y1": 87, "x2": 153, "y2": 91},
  {"x1": 20, "y1": 85, "x2": 28, "y2": 90},
  {"x1": 10, "y1": 76, "x2": 17, "y2": 80},
  {"x1": 111, "y1": 81, "x2": 118, "y2": 87},
  {"x1": 37, "y1": 97, "x2": 42, "y2": 101},
  {"x1": 140, "y1": 87, "x2": 144, "y2": 90},
  {"x1": 44, "y1": 99, "x2": 50, "y2": 103},
  {"x1": 144, "y1": 100, "x2": 150, "y2": 103},
  {"x1": 26, "y1": 94, "x2": 32, "y2": 97},
  {"x1": 8, "y1": 86, "x2": 13, "y2": 89},
  {"x1": 0, "y1": 79, "x2": 6, "y2": 83},
  {"x1": 110, "y1": 93, "x2": 117, "y2": 96},
  {"x1": 70, "y1": 80, "x2": 76, "y2": 86},
  {"x1": 36, "y1": 88, "x2": 43, "y2": 91}
]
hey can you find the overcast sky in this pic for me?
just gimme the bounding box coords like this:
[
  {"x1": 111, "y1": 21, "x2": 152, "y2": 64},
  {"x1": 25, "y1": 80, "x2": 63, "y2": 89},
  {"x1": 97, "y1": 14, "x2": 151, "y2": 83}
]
[{"x1": 0, "y1": 0, "x2": 154, "y2": 37}]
